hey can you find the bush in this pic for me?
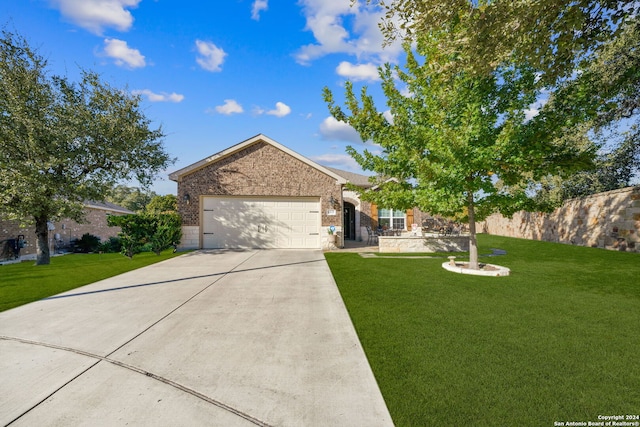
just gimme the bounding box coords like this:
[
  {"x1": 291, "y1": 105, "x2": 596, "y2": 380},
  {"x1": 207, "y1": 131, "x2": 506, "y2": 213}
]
[
  {"x1": 97, "y1": 236, "x2": 122, "y2": 253},
  {"x1": 75, "y1": 233, "x2": 101, "y2": 253},
  {"x1": 149, "y1": 213, "x2": 181, "y2": 255},
  {"x1": 108, "y1": 213, "x2": 182, "y2": 258}
]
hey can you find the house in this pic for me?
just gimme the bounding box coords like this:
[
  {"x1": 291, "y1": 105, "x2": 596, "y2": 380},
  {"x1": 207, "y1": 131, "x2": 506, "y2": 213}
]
[
  {"x1": 169, "y1": 134, "x2": 422, "y2": 250},
  {"x1": 0, "y1": 201, "x2": 132, "y2": 261}
]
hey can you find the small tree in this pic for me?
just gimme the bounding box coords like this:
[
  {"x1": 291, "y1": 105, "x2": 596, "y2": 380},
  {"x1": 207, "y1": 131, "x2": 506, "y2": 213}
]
[
  {"x1": 148, "y1": 213, "x2": 181, "y2": 255},
  {"x1": 108, "y1": 213, "x2": 181, "y2": 258},
  {"x1": 324, "y1": 35, "x2": 596, "y2": 269},
  {"x1": 107, "y1": 215, "x2": 152, "y2": 258},
  {"x1": 0, "y1": 31, "x2": 174, "y2": 265}
]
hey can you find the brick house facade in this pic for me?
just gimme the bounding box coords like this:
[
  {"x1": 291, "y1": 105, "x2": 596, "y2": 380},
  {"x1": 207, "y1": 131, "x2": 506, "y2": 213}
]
[
  {"x1": 1, "y1": 201, "x2": 132, "y2": 261},
  {"x1": 169, "y1": 134, "x2": 430, "y2": 250},
  {"x1": 170, "y1": 134, "x2": 346, "y2": 249}
]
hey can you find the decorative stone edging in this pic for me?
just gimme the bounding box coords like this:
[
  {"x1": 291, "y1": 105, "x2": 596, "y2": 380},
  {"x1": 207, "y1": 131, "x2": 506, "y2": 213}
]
[{"x1": 441, "y1": 261, "x2": 511, "y2": 277}]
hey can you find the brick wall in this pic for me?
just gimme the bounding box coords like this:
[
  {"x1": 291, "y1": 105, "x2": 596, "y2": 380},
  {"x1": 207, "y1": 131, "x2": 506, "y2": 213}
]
[
  {"x1": 176, "y1": 141, "x2": 343, "y2": 229},
  {"x1": 1, "y1": 207, "x2": 126, "y2": 260},
  {"x1": 479, "y1": 186, "x2": 640, "y2": 252}
]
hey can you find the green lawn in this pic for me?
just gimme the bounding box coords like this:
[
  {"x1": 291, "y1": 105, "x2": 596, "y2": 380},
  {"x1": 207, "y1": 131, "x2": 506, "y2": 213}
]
[
  {"x1": 0, "y1": 250, "x2": 184, "y2": 312},
  {"x1": 325, "y1": 235, "x2": 640, "y2": 426}
]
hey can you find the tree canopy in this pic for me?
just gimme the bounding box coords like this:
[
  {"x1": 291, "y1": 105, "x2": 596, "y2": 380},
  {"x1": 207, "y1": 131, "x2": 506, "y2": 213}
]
[
  {"x1": 106, "y1": 185, "x2": 159, "y2": 213},
  {"x1": 324, "y1": 32, "x2": 597, "y2": 268},
  {"x1": 366, "y1": 2, "x2": 640, "y2": 195},
  {"x1": 145, "y1": 194, "x2": 178, "y2": 215},
  {"x1": 326, "y1": 1, "x2": 639, "y2": 268},
  {"x1": 366, "y1": 0, "x2": 639, "y2": 85},
  {"x1": 0, "y1": 31, "x2": 174, "y2": 265}
]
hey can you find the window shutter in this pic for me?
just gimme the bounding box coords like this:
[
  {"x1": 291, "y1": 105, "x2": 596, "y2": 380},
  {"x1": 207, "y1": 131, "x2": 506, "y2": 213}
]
[
  {"x1": 371, "y1": 204, "x2": 378, "y2": 228},
  {"x1": 406, "y1": 209, "x2": 414, "y2": 228}
]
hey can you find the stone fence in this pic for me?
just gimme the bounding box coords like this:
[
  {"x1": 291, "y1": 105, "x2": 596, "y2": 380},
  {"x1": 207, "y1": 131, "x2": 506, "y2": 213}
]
[{"x1": 478, "y1": 186, "x2": 640, "y2": 252}]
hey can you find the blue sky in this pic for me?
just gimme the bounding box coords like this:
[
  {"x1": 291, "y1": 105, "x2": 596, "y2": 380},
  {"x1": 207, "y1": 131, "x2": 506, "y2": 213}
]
[{"x1": 3, "y1": 0, "x2": 406, "y2": 194}]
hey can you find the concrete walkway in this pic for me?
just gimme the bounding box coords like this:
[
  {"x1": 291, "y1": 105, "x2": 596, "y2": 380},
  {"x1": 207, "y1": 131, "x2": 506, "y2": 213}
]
[{"x1": 0, "y1": 250, "x2": 393, "y2": 427}]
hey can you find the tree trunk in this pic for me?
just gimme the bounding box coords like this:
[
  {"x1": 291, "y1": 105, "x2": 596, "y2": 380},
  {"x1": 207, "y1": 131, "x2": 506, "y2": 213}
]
[
  {"x1": 35, "y1": 215, "x2": 51, "y2": 265},
  {"x1": 467, "y1": 192, "x2": 479, "y2": 270}
]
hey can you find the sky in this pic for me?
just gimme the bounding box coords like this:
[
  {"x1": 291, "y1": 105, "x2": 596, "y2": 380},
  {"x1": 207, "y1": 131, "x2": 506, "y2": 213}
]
[{"x1": 3, "y1": 0, "x2": 406, "y2": 195}]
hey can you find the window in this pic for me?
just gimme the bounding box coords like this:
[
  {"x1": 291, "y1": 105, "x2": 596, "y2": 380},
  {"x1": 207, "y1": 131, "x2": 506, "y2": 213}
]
[{"x1": 378, "y1": 208, "x2": 405, "y2": 230}]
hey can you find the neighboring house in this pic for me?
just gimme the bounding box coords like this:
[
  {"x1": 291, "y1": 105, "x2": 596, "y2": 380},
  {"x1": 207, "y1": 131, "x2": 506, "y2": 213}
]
[
  {"x1": 169, "y1": 134, "x2": 424, "y2": 250},
  {"x1": 0, "y1": 201, "x2": 132, "y2": 261}
]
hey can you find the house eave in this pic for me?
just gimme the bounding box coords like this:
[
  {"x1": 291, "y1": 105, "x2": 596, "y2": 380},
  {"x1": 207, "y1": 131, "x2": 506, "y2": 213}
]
[{"x1": 168, "y1": 134, "x2": 347, "y2": 184}]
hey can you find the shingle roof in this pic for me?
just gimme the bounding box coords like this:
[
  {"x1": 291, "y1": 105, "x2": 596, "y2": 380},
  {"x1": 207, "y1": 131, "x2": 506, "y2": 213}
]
[{"x1": 324, "y1": 167, "x2": 374, "y2": 189}]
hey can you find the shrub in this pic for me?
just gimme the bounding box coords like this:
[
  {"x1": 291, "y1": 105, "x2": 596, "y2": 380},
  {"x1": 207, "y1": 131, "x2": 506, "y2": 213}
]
[
  {"x1": 149, "y1": 213, "x2": 181, "y2": 255},
  {"x1": 108, "y1": 213, "x2": 182, "y2": 258},
  {"x1": 97, "y1": 236, "x2": 122, "y2": 253},
  {"x1": 75, "y1": 233, "x2": 101, "y2": 253}
]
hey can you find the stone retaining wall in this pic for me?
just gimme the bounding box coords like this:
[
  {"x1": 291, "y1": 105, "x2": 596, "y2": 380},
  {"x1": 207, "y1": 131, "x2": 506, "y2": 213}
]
[
  {"x1": 379, "y1": 234, "x2": 470, "y2": 253},
  {"x1": 479, "y1": 186, "x2": 640, "y2": 252}
]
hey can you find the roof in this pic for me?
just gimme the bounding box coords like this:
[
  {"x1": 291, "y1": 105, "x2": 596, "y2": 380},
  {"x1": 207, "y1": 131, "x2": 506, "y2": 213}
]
[
  {"x1": 85, "y1": 201, "x2": 134, "y2": 214},
  {"x1": 324, "y1": 167, "x2": 374, "y2": 189},
  {"x1": 169, "y1": 134, "x2": 347, "y2": 184}
]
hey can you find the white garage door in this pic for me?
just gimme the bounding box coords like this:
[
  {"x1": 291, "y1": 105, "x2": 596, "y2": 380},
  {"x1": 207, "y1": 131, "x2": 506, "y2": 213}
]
[{"x1": 202, "y1": 197, "x2": 321, "y2": 249}]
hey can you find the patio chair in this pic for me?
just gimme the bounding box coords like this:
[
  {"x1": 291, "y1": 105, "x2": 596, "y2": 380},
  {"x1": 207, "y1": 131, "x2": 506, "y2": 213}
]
[{"x1": 366, "y1": 226, "x2": 379, "y2": 245}]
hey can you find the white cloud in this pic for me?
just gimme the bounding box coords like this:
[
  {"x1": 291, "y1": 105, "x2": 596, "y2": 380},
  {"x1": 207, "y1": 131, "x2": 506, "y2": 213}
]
[
  {"x1": 295, "y1": 0, "x2": 403, "y2": 65},
  {"x1": 400, "y1": 85, "x2": 413, "y2": 97},
  {"x1": 133, "y1": 89, "x2": 184, "y2": 103},
  {"x1": 383, "y1": 109, "x2": 394, "y2": 124},
  {"x1": 524, "y1": 107, "x2": 540, "y2": 121},
  {"x1": 212, "y1": 99, "x2": 244, "y2": 115},
  {"x1": 251, "y1": 0, "x2": 268, "y2": 20},
  {"x1": 336, "y1": 61, "x2": 380, "y2": 81},
  {"x1": 195, "y1": 40, "x2": 227, "y2": 72},
  {"x1": 49, "y1": 0, "x2": 140, "y2": 35},
  {"x1": 103, "y1": 38, "x2": 145, "y2": 68},
  {"x1": 524, "y1": 98, "x2": 548, "y2": 121},
  {"x1": 319, "y1": 116, "x2": 361, "y2": 143},
  {"x1": 266, "y1": 102, "x2": 291, "y2": 117},
  {"x1": 310, "y1": 153, "x2": 363, "y2": 171}
]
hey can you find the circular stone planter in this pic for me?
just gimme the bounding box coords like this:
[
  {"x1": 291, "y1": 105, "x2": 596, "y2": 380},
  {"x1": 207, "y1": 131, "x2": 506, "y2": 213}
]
[{"x1": 442, "y1": 261, "x2": 511, "y2": 277}]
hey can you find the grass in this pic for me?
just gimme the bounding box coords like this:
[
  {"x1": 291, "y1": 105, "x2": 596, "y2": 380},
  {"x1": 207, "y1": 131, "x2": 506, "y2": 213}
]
[
  {"x1": 325, "y1": 234, "x2": 640, "y2": 426},
  {"x1": 0, "y1": 250, "x2": 184, "y2": 312}
]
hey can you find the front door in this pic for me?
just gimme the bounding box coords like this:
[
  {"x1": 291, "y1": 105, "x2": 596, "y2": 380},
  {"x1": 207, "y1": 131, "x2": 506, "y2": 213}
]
[{"x1": 343, "y1": 202, "x2": 355, "y2": 240}]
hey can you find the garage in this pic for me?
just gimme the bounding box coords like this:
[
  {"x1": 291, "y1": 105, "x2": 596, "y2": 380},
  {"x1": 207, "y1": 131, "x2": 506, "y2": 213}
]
[
  {"x1": 202, "y1": 196, "x2": 321, "y2": 249},
  {"x1": 169, "y1": 135, "x2": 347, "y2": 250}
]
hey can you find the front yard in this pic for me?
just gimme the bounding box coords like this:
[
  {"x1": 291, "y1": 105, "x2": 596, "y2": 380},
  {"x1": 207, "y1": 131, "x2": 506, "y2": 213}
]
[
  {"x1": 325, "y1": 234, "x2": 640, "y2": 426},
  {"x1": 0, "y1": 250, "x2": 183, "y2": 312},
  {"x1": 1, "y1": 235, "x2": 638, "y2": 425}
]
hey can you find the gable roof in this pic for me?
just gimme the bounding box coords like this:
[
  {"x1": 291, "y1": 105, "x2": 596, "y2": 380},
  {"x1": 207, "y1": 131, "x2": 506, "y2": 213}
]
[
  {"x1": 168, "y1": 134, "x2": 347, "y2": 184},
  {"x1": 324, "y1": 167, "x2": 374, "y2": 189}
]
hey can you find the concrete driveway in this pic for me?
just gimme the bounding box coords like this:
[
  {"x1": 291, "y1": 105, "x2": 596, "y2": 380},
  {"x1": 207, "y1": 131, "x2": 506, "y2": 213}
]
[{"x1": 0, "y1": 250, "x2": 393, "y2": 427}]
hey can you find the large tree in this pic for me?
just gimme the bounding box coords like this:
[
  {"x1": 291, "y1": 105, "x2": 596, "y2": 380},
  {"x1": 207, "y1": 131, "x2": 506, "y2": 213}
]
[
  {"x1": 365, "y1": 0, "x2": 640, "y2": 155},
  {"x1": 536, "y1": 128, "x2": 640, "y2": 205},
  {"x1": 106, "y1": 184, "x2": 159, "y2": 213},
  {"x1": 367, "y1": 0, "x2": 639, "y2": 85},
  {"x1": 0, "y1": 31, "x2": 174, "y2": 265},
  {"x1": 324, "y1": 34, "x2": 596, "y2": 269},
  {"x1": 146, "y1": 194, "x2": 178, "y2": 215}
]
